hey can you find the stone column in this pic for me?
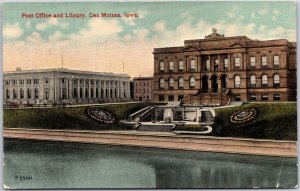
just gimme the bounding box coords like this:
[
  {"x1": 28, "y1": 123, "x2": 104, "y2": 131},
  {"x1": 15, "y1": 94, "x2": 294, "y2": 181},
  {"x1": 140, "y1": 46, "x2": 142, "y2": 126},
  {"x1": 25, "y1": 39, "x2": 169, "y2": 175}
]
[
  {"x1": 88, "y1": 80, "x2": 91, "y2": 99},
  {"x1": 77, "y1": 79, "x2": 80, "y2": 99},
  {"x1": 208, "y1": 76, "x2": 212, "y2": 93},
  {"x1": 93, "y1": 80, "x2": 96, "y2": 99},
  {"x1": 103, "y1": 80, "x2": 107, "y2": 99},
  {"x1": 117, "y1": 81, "x2": 120, "y2": 100},
  {"x1": 208, "y1": 55, "x2": 211, "y2": 71},
  {"x1": 218, "y1": 54, "x2": 221, "y2": 71},
  {"x1": 83, "y1": 79, "x2": 86, "y2": 99},
  {"x1": 108, "y1": 81, "x2": 111, "y2": 101},
  {"x1": 127, "y1": 81, "x2": 130, "y2": 99}
]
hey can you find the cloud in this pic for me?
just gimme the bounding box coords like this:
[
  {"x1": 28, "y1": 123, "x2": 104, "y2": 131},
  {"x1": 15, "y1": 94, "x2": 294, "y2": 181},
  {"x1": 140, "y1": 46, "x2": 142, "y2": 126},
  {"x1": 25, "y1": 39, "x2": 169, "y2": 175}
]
[
  {"x1": 272, "y1": 16, "x2": 277, "y2": 21},
  {"x1": 25, "y1": 21, "x2": 31, "y2": 29},
  {"x1": 36, "y1": 18, "x2": 68, "y2": 30},
  {"x1": 3, "y1": 23, "x2": 23, "y2": 39},
  {"x1": 70, "y1": 18, "x2": 123, "y2": 43},
  {"x1": 26, "y1": 32, "x2": 43, "y2": 43},
  {"x1": 257, "y1": 7, "x2": 268, "y2": 15},
  {"x1": 36, "y1": 22, "x2": 48, "y2": 30},
  {"x1": 48, "y1": 31, "x2": 64, "y2": 42},
  {"x1": 153, "y1": 21, "x2": 166, "y2": 32}
]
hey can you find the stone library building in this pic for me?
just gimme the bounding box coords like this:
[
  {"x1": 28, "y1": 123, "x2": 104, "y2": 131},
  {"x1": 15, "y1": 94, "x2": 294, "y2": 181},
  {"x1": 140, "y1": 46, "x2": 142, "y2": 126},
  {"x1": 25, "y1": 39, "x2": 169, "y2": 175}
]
[
  {"x1": 3, "y1": 68, "x2": 131, "y2": 105},
  {"x1": 153, "y1": 29, "x2": 296, "y2": 105}
]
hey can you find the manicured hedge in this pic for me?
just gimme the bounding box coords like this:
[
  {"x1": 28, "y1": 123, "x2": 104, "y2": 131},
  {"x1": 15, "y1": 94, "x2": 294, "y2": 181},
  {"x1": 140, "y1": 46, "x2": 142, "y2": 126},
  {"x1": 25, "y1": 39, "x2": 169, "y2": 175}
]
[
  {"x1": 211, "y1": 103, "x2": 297, "y2": 141},
  {"x1": 3, "y1": 102, "x2": 161, "y2": 131}
]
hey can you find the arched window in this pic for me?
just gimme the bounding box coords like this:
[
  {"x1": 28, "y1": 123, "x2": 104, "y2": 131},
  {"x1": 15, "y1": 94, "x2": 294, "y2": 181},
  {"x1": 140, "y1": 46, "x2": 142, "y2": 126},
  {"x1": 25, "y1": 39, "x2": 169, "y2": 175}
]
[
  {"x1": 13, "y1": 89, "x2": 17, "y2": 99},
  {"x1": 6, "y1": 89, "x2": 10, "y2": 99},
  {"x1": 91, "y1": 88, "x2": 94, "y2": 98},
  {"x1": 159, "y1": 78, "x2": 165, "y2": 89},
  {"x1": 85, "y1": 88, "x2": 88, "y2": 98},
  {"x1": 27, "y1": 88, "x2": 31, "y2": 99},
  {"x1": 169, "y1": 78, "x2": 174, "y2": 89},
  {"x1": 262, "y1": 75, "x2": 268, "y2": 87},
  {"x1": 178, "y1": 78, "x2": 184, "y2": 89},
  {"x1": 96, "y1": 88, "x2": 99, "y2": 98},
  {"x1": 73, "y1": 88, "x2": 77, "y2": 98},
  {"x1": 189, "y1": 77, "x2": 195, "y2": 88},
  {"x1": 79, "y1": 88, "x2": 83, "y2": 98},
  {"x1": 274, "y1": 74, "x2": 280, "y2": 87},
  {"x1": 20, "y1": 88, "x2": 24, "y2": 99},
  {"x1": 234, "y1": 76, "x2": 240, "y2": 88},
  {"x1": 250, "y1": 75, "x2": 256, "y2": 88},
  {"x1": 34, "y1": 88, "x2": 39, "y2": 99},
  {"x1": 45, "y1": 90, "x2": 49, "y2": 100}
]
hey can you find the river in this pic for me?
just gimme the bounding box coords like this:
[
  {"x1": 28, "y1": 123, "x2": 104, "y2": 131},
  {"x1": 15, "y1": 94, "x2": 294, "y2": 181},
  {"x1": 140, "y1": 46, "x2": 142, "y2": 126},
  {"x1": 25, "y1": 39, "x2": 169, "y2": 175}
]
[{"x1": 3, "y1": 138, "x2": 297, "y2": 189}]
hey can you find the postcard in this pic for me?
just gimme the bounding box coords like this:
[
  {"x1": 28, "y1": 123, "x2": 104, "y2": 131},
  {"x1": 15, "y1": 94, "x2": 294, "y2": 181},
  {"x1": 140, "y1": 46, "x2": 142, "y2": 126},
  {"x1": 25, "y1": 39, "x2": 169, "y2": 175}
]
[{"x1": 2, "y1": 1, "x2": 297, "y2": 189}]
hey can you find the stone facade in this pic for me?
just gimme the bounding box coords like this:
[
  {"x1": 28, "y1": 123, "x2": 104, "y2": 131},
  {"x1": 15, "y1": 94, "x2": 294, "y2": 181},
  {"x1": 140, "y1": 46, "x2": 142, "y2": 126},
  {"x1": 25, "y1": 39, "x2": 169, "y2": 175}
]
[
  {"x1": 3, "y1": 68, "x2": 131, "y2": 105},
  {"x1": 153, "y1": 29, "x2": 297, "y2": 105},
  {"x1": 133, "y1": 77, "x2": 154, "y2": 101}
]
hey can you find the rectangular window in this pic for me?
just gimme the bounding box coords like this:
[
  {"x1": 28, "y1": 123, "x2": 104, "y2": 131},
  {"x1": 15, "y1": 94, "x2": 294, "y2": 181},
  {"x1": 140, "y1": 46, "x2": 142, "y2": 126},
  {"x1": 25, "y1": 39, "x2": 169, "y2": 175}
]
[
  {"x1": 250, "y1": 57, "x2": 256, "y2": 67},
  {"x1": 190, "y1": 60, "x2": 196, "y2": 71},
  {"x1": 159, "y1": 95, "x2": 164, "y2": 101},
  {"x1": 169, "y1": 61, "x2": 174, "y2": 72},
  {"x1": 273, "y1": 94, "x2": 280, "y2": 101},
  {"x1": 261, "y1": 94, "x2": 268, "y2": 101},
  {"x1": 45, "y1": 78, "x2": 49, "y2": 84},
  {"x1": 224, "y1": 59, "x2": 228, "y2": 69},
  {"x1": 214, "y1": 59, "x2": 219, "y2": 71},
  {"x1": 179, "y1": 61, "x2": 184, "y2": 71},
  {"x1": 205, "y1": 60, "x2": 210, "y2": 71},
  {"x1": 274, "y1": 55, "x2": 279, "y2": 66},
  {"x1": 168, "y1": 95, "x2": 174, "y2": 101},
  {"x1": 33, "y1": 79, "x2": 39, "y2": 84},
  {"x1": 178, "y1": 95, "x2": 184, "y2": 101},
  {"x1": 235, "y1": 94, "x2": 241, "y2": 101},
  {"x1": 19, "y1": 80, "x2": 24, "y2": 85},
  {"x1": 159, "y1": 62, "x2": 164, "y2": 72},
  {"x1": 262, "y1": 56, "x2": 267, "y2": 66},
  {"x1": 12, "y1": 80, "x2": 17, "y2": 85},
  {"x1": 250, "y1": 94, "x2": 256, "y2": 101},
  {"x1": 234, "y1": 57, "x2": 240, "y2": 67},
  {"x1": 27, "y1": 79, "x2": 31, "y2": 84}
]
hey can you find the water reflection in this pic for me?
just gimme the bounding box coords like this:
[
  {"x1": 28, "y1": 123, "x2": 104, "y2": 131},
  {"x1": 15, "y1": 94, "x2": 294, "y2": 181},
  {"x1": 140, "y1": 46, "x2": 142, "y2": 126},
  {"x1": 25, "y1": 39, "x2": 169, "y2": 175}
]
[{"x1": 4, "y1": 139, "x2": 297, "y2": 189}]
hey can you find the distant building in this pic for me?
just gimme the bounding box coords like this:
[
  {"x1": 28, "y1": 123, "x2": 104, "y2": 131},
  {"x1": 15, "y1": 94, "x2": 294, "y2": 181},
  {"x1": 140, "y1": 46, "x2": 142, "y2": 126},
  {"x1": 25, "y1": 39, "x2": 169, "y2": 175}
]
[
  {"x1": 3, "y1": 68, "x2": 131, "y2": 105},
  {"x1": 133, "y1": 77, "x2": 154, "y2": 101},
  {"x1": 153, "y1": 29, "x2": 296, "y2": 105}
]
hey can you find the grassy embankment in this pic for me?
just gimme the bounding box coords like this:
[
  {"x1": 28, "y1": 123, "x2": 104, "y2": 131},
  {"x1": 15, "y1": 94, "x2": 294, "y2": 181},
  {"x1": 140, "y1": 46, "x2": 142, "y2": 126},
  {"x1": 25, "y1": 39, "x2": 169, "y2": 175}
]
[
  {"x1": 3, "y1": 102, "x2": 160, "y2": 131},
  {"x1": 4, "y1": 102, "x2": 297, "y2": 141},
  {"x1": 211, "y1": 102, "x2": 297, "y2": 141}
]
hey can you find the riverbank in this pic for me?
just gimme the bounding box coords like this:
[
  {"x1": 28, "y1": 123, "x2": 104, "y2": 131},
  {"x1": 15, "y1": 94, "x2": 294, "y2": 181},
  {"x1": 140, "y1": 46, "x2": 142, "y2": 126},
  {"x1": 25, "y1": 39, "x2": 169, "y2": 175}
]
[{"x1": 4, "y1": 128, "x2": 297, "y2": 157}]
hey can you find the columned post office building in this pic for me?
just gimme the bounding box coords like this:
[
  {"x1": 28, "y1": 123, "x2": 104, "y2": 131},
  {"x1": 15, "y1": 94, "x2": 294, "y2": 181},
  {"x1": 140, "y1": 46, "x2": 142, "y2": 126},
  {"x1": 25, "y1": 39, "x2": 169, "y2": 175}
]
[
  {"x1": 3, "y1": 68, "x2": 131, "y2": 105},
  {"x1": 153, "y1": 29, "x2": 296, "y2": 105}
]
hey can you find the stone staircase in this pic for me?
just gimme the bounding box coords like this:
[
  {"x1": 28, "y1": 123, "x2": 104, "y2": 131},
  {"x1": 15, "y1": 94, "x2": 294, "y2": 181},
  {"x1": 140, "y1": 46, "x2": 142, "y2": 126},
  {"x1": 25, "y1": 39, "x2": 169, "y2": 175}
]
[{"x1": 201, "y1": 111, "x2": 214, "y2": 123}]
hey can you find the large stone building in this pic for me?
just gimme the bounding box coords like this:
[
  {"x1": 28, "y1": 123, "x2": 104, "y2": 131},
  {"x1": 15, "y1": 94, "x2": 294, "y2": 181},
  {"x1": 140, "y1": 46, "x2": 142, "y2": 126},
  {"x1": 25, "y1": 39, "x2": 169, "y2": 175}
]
[
  {"x1": 133, "y1": 77, "x2": 154, "y2": 101},
  {"x1": 153, "y1": 29, "x2": 297, "y2": 105},
  {"x1": 3, "y1": 68, "x2": 131, "y2": 105}
]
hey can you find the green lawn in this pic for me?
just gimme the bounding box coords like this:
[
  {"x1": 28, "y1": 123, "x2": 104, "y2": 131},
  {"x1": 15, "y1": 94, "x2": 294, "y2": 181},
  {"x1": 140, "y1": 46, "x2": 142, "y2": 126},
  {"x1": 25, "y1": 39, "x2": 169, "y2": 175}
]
[
  {"x1": 3, "y1": 102, "x2": 160, "y2": 131},
  {"x1": 211, "y1": 102, "x2": 297, "y2": 141}
]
